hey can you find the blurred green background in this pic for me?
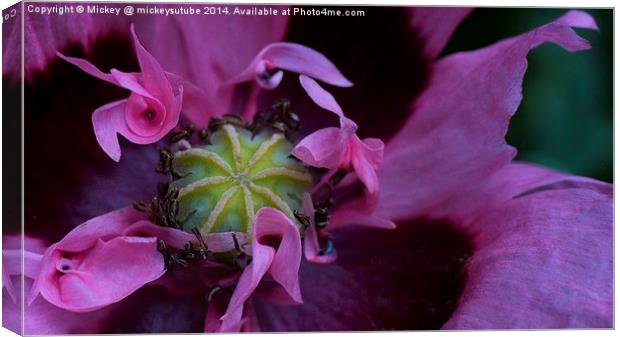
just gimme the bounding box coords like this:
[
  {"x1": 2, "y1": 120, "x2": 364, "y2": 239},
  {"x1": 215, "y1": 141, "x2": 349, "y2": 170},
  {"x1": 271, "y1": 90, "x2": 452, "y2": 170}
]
[{"x1": 442, "y1": 8, "x2": 613, "y2": 183}]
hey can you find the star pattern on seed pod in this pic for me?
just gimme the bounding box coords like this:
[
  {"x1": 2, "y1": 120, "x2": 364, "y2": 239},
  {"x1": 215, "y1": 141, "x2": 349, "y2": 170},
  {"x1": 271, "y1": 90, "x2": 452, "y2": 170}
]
[{"x1": 172, "y1": 125, "x2": 313, "y2": 235}]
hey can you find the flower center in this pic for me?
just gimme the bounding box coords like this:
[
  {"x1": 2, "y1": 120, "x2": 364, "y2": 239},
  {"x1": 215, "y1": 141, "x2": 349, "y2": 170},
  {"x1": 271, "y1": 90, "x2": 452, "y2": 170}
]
[{"x1": 170, "y1": 124, "x2": 312, "y2": 235}]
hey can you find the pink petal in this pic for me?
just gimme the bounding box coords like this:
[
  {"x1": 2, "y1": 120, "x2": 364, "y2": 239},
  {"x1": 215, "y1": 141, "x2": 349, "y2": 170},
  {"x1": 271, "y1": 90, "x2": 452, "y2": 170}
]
[
  {"x1": 33, "y1": 207, "x2": 165, "y2": 312},
  {"x1": 123, "y1": 92, "x2": 167, "y2": 138},
  {"x1": 91, "y1": 99, "x2": 129, "y2": 162},
  {"x1": 298, "y1": 75, "x2": 384, "y2": 206},
  {"x1": 349, "y1": 136, "x2": 384, "y2": 207},
  {"x1": 408, "y1": 7, "x2": 474, "y2": 59},
  {"x1": 130, "y1": 24, "x2": 174, "y2": 109},
  {"x1": 166, "y1": 72, "x2": 214, "y2": 128},
  {"x1": 221, "y1": 208, "x2": 302, "y2": 330},
  {"x1": 377, "y1": 10, "x2": 598, "y2": 222},
  {"x1": 56, "y1": 52, "x2": 118, "y2": 85},
  {"x1": 4, "y1": 278, "x2": 114, "y2": 335},
  {"x1": 445, "y1": 180, "x2": 612, "y2": 328},
  {"x1": 230, "y1": 43, "x2": 353, "y2": 89},
  {"x1": 3, "y1": 235, "x2": 114, "y2": 334},
  {"x1": 298, "y1": 74, "x2": 345, "y2": 118},
  {"x1": 292, "y1": 127, "x2": 349, "y2": 169}
]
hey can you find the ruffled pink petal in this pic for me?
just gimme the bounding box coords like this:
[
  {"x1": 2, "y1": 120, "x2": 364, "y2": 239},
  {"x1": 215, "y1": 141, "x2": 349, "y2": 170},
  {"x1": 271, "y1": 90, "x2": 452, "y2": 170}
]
[
  {"x1": 229, "y1": 43, "x2": 353, "y2": 89},
  {"x1": 221, "y1": 208, "x2": 302, "y2": 331},
  {"x1": 444, "y1": 178, "x2": 612, "y2": 328},
  {"x1": 377, "y1": 10, "x2": 599, "y2": 222},
  {"x1": 33, "y1": 207, "x2": 165, "y2": 312},
  {"x1": 408, "y1": 7, "x2": 474, "y2": 59}
]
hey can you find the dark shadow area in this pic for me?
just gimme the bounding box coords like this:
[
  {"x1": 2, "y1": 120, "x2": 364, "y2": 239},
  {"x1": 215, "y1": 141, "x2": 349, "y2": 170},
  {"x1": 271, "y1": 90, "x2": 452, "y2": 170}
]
[
  {"x1": 102, "y1": 285, "x2": 207, "y2": 333},
  {"x1": 269, "y1": 6, "x2": 431, "y2": 141},
  {"x1": 254, "y1": 218, "x2": 473, "y2": 330}
]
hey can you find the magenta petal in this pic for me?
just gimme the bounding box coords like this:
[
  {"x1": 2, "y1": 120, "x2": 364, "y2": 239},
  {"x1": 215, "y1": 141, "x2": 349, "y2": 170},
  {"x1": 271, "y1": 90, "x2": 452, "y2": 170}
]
[
  {"x1": 4, "y1": 236, "x2": 114, "y2": 334},
  {"x1": 231, "y1": 43, "x2": 353, "y2": 88},
  {"x1": 166, "y1": 72, "x2": 214, "y2": 127},
  {"x1": 221, "y1": 208, "x2": 302, "y2": 330},
  {"x1": 445, "y1": 185, "x2": 612, "y2": 328},
  {"x1": 56, "y1": 52, "x2": 118, "y2": 85},
  {"x1": 350, "y1": 136, "x2": 384, "y2": 206},
  {"x1": 34, "y1": 207, "x2": 165, "y2": 312},
  {"x1": 91, "y1": 99, "x2": 129, "y2": 162},
  {"x1": 5, "y1": 278, "x2": 114, "y2": 335},
  {"x1": 220, "y1": 238, "x2": 274, "y2": 330},
  {"x1": 257, "y1": 209, "x2": 303, "y2": 303},
  {"x1": 298, "y1": 74, "x2": 345, "y2": 118},
  {"x1": 130, "y1": 24, "x2": 175, "y2": 108},
  {"x1": 377, "y1": 10, "x2": 598, "y2": 222},
  {"x1": 293, "y1": 127, "x2": 349, "y2": 169},
  {"x1": 408, "y1": 7, "x2": 473, "y2": 59}
]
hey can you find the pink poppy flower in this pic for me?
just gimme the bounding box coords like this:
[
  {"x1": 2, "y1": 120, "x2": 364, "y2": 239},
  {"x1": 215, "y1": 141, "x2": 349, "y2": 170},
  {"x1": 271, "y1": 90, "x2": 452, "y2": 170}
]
[{"x1": 3, "y1": 5, "x2": 611, "y2": 334}]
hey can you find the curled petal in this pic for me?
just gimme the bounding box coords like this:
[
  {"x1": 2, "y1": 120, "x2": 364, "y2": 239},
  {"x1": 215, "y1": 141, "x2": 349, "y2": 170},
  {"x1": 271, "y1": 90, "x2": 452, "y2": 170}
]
[
  {"x1": 130, "y1": 24, "x2": 174, "y2": 108},
  {"x1": 59, "y1": 28, "x2": 184, "y2": 161},
  {"x1": 349, "y1": 136, "x2": 384, "y2": 207},
  {"x1": 33, "y1": 207, "x2": 165, "y2": 312},
  {"x1": 221, "y1": 208, "x2": 302, "y2": 331},
  {"x1": 255, "y1": 60, "x2": 284, "y2": 89},
  {"x1": 123, "y1": 93, "x2": 166, "y2": 138},
  {"x1": 292, "y1": 127, "x2": 349, "y2": 169},
  {"x1": 229, "y1": 42, "x2": 353, "y2": 88},
  {"x1": 56, "y1": 52, "x2": 118, "y2": 85},
  {"x1": 299, "y1": 74, "x2": 345, "y2": 118},
  {"x1": 91, "y1": 99, "x2": 130, "y2": 162},
  {"x1": 292, "y1": 75, "x2": 356, "y2": 168},
  {"x1": 3, "y1": 236, "x2": 113, "y2": 334}
]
